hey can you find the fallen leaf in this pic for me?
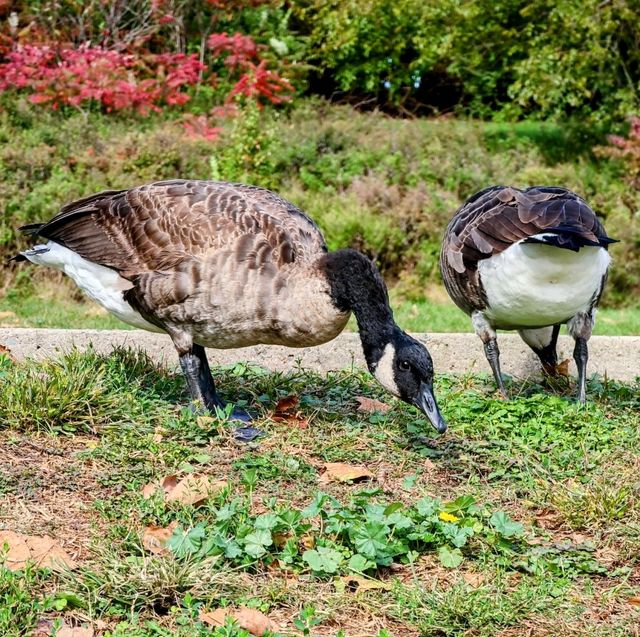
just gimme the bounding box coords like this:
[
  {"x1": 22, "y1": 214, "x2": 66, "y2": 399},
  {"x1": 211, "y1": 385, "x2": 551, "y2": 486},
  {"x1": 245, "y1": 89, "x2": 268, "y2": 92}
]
[
  {"x1": 165, "y1": 475, "x2": 226, "y2": 506},
  {"x1": 341, "y1": 574, "x2": 390, "y2": 592},
  {"x1": 556, "y1": 358, "x2": 570, "y2": 377},
  {"x1": 318, "y1": 462, "x2": 374, "y2": 484},
  {"x1": 56, "y1": 626, "x2": 94, "y2": 637},
  {"x1": 0, "y1": 343, "x2": 16, "y2": 362},
  {"x1": 274, "y1": 395, "x2": 299, "y2": 414},
  {"x1": 628, "y1": 596, "x2": 640, "y2": 606},
  {"x1": 152, "y1": 428, "x2": 164, "y2": 443},
  {"x1": 271, "y1": 395, "x2": 308, "y2": 429},
  {"x1": 0, "y1": 530, "x2": 76, "y2": 572},
  {"x1": 461, "y1": 572, "x2": 485, "y2": 588},
  {"x1": 199, "y1": 608, "x2": 227, "y2": 628},
  {"x1": 141, "y1": 475, "x2": 225, "y2": 506},
  {"x1": 141, "y1": 475, "x2": 178, "y2": 499},
  {"x1": 142, "y1": 521, "x2": 178, "y2": 555},
  {"x1": 355, "y1": 396, "x2": 391, "y2": 414},
  {"x1": 199, "y1": 607, "x2": 278, "y2": 636}
]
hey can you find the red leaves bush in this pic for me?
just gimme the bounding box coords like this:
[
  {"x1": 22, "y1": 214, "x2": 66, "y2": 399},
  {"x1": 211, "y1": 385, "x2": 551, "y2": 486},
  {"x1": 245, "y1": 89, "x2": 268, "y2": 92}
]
[
  {"x1": 0, "y1": 31, "x2": 293, "y2": 118},
  {"x1": 0, "y1": 44, "x2": 204, "y2": 113},
  {"x1": 599, "y1": 116, "x2": 640, "y2": 188},
  {"x1": 209, "y1": 32, "x2": 293, "y2": 106}
]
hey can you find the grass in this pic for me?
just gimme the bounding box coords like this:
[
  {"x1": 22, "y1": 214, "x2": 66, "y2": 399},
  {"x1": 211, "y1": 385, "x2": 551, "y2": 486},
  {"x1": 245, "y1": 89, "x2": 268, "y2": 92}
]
[
  {"x1": 2, "y1": 283, "x2": 639, "y2": 335},
  {"x1": 1, "y1": 347, "x2": 638, "y2": 636}
]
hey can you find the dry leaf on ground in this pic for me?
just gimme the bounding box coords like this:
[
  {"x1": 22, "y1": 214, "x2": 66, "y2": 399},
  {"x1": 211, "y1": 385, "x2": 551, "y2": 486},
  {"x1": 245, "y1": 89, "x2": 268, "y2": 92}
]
[
  {"x1": 141, "y1": 475, "x2": 178, "y2": 499},
  {"x1": 461, "y1": 572, "x2": 485, "y2": 588},
  {"x1": 355, "y1": 396, "x2": 391, "y2": 414},
  {"x1": 271, "y1": 395, "x2": 308, "y2": 429},
  {"x1": 199, "y1": 607, "x2": 278, "y2": 636},
  {"x1": 31, "y1": 620, "x2": 93, "y2": 637},
  {"x1": 341, "y1": 574, "x2": 390, "y2": 592},
  {"x1": 627, "y1": 596, "x2": 640, "y2": 607},
  {"x1": 56, "y1": 626, "x2": 94, "y2": 637},
  {"x1": 318, "y1": 462, "x2": 374, "y2": 484},
  {"x1": 142, "y1": 521, "x2": 178, "y2": 555},
  {"x1": 0, "y1": 343, "x2": 16, "y2": 362},
  {"x1": 0, "y1": 530, "x2": 76, "y2": 571},
  {"x1": 141, "y1": 474, "x2": 226, "y2": 506},
  {"x1": 556, "y1": 358, "x2": 570, "y2": 376},
  {"x1": 166, "y1": 475, "x2": 227, "y2": 506}
]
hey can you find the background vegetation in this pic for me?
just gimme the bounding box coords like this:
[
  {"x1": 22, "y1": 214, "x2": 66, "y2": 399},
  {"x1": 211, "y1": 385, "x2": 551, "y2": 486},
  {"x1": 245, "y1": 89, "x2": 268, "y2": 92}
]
[{"x1": 1, "y1": 0, "x2": 639, "y2": 324}]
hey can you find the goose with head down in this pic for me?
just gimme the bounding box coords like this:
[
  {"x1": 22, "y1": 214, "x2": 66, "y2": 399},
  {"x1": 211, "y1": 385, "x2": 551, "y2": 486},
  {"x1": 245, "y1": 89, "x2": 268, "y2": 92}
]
[
  {"x1": 440, "y1": 185, "x2": 617, "y2": 403},
  {"x1": 15, "y1": 179, "x2": 446, "y2": 438}
]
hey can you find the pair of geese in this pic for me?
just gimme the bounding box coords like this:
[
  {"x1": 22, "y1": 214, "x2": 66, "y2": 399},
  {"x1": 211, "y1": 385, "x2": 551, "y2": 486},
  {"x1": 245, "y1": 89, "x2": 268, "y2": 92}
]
[{"x1": 16, "y1": 180, "x2": 615, "y2": 439}]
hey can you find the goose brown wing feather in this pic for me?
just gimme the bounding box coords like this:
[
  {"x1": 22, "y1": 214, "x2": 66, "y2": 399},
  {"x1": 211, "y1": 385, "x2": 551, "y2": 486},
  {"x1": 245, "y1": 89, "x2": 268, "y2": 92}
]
[
  {"x1": 24, "y1": 180, "x2": 327, "y2": 278},
  {"x1": 440, "y1": 185, "x2": 612, "y2": 314}
]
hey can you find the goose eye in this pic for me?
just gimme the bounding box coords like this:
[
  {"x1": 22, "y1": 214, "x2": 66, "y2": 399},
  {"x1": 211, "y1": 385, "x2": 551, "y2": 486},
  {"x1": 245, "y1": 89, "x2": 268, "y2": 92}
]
[{"x1": 399, "y1": 360, "x2": 411, "y2": 371}]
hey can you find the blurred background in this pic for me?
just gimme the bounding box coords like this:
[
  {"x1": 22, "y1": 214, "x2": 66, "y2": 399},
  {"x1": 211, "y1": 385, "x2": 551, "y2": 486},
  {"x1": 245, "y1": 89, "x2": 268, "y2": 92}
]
[{"x1": 0, "y1": 0, "x2": 638, "y2": 334}]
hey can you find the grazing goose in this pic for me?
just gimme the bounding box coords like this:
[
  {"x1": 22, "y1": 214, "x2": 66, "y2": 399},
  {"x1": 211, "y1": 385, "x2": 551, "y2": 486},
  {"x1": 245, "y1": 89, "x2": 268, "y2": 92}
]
[
  {"x1": 440, "y1": 185, "x2": 616, "y2": 403},
  {"x1": 15, "y1": 179, "x2": 446, "y2": 436}
]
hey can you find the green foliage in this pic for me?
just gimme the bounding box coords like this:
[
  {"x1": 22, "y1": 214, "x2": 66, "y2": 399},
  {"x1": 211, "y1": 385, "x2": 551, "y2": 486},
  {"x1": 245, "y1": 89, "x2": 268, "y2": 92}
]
[
  {"x1": 2, "y1": 102, "x2": 639, "y2": 306},
  {"x1": 295, "y1": 0, "x2": 640, "y2": 122},
  {"x1": 0, "y1": 564, "x2": 54, "y2": 637},
  {"x1": 3, "y1": 349, "x2": 638, "y2": 635},
  {"x1": 141, "y1": 488, "x2": 600, "y2": 578}
]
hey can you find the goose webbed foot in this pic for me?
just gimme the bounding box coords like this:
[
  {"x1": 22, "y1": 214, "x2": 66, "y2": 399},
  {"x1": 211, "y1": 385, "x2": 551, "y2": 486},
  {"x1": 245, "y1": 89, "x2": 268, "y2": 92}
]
[{"x1": 179, "y1": 344, "x2": 264, "y2": 441}]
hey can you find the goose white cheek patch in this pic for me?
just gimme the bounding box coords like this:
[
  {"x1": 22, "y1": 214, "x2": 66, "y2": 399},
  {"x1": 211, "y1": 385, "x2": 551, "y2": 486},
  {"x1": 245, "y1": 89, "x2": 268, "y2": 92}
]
[{"x1": 373, "y1": 343, "x2": 400, "y2": 397}]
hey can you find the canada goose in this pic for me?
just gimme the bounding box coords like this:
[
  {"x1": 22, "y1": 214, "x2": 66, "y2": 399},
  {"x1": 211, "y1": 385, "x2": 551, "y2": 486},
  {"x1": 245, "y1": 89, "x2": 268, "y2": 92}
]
[
  {"x1": 15, "y1": 179, "x2": 446, "y2": 437},
  {"x1": 440, "y1": 185, "x2": 616, "y2": 403}
]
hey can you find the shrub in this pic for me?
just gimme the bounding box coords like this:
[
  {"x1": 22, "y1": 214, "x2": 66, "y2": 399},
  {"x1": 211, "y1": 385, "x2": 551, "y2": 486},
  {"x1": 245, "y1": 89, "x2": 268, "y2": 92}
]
[{"x1": 0, "y1": 44, "x2": 203, "y2": 113}]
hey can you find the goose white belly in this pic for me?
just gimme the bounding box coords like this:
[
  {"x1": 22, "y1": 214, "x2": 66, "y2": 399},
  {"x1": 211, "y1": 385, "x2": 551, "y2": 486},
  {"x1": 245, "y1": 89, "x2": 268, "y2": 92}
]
[
  {"x1": 24, "y1": 242, "x2": 164, "y2": 333},
  {"x1": 479, "y1": 242, "x2": 610, "y2": 329}
]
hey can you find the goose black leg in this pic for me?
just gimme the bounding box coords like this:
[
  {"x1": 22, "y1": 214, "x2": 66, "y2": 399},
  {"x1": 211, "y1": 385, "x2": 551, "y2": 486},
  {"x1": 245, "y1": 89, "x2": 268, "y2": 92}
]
[
  {"x1": 178, "y1": 344, "x2": 263, "y2": 442},
  {"x1": 484, "y1": 338, "x2": 509, "y2": 399},
  {"x1": 568, "y1": 310, "x2": 594, "y2": 405},
  {"x1": 573, "y1": 337, "x2": 589, "y2": 404},
  {"x1": 472, "y1": 311, "x2": 509, "y2": 399}
]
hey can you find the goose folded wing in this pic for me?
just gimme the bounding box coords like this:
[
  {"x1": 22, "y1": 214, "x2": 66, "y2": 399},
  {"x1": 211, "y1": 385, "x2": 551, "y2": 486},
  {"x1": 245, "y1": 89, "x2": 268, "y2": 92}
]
[{"x1": 444, "y1": 186, "x2": 610, "y2": 273}]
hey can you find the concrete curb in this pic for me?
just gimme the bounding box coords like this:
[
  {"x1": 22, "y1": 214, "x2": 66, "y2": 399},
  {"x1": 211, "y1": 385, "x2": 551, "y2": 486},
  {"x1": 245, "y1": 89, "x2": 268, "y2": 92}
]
[{"x1": 1, "y1": 328, "x2": 638, "y2": 382}]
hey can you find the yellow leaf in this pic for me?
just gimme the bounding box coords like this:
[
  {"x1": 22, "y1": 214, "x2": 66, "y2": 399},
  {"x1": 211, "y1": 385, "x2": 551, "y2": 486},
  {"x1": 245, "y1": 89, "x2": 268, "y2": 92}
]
[
  {"x1": 438, "y1": 511, "x2": 460, "y2": 523},
  {"x1": 341, "y1": 574, "x2": 390, "y2": 592},
  {"x1": 318, "y1": 463, "x2": 374, "y2": 484}
]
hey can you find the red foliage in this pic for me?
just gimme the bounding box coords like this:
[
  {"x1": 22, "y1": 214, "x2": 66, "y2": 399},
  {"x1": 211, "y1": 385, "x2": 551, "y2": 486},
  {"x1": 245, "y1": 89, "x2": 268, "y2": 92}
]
[
  {"x1": 208, "y1": 32, "x2": 259, "y2": 69},
  {"x1": 229, "y1": 59, "x2": 293, "y2": 106},
  {"x1": 0, "y1": 44, "x2": 204, "y2": 113},
  {"x1": 207, "y1": 32, "x2": 293, "y2": 106},
  {"x1": 600, "y1": 116, "x2": 640, "y2": 187}
]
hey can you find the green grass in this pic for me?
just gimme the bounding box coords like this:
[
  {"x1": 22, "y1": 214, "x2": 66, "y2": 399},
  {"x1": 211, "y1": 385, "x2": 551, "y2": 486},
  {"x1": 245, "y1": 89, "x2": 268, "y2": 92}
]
[
  {"x1": 1, "y1": 348, "x2": 638, "y2": 636},
  {"x1": 3, "y1": 285, "x2": 639, "y2": 335}
]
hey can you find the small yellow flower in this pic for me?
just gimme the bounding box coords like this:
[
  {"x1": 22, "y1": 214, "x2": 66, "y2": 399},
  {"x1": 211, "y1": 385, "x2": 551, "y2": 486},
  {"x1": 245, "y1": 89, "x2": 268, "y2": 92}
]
[{"x1": 438, "y1": 511, "x2": 460, "y2": 523}]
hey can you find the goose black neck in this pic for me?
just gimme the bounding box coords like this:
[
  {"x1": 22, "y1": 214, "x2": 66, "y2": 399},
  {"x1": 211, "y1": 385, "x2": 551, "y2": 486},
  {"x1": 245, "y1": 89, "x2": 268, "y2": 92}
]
[{"x1": 320, "y1": 249, "x2": 396, "y2": 369}]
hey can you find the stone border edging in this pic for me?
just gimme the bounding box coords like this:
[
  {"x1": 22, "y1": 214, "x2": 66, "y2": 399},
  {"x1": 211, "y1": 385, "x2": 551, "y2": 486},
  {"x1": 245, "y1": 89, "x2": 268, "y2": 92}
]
[{"x1": 1, "y1": 328, "x2": 638, "y2": 382}]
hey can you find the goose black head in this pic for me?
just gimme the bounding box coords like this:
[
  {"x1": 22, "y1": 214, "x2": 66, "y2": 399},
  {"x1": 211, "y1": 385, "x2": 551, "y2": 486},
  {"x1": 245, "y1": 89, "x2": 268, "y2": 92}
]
[{"x1": 371, "y1": 329, "x2": 447, "y2": 434}]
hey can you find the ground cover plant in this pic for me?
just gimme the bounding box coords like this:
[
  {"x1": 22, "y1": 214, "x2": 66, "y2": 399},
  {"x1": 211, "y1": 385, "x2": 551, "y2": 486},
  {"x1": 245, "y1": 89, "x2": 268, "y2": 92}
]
[{"x1": 1, "y1": 346, "x2": 638, "y2": 635}]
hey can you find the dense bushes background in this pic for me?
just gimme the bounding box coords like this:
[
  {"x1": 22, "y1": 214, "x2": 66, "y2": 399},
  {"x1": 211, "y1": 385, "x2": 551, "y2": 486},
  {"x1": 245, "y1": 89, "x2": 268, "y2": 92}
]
[
  {"x1": 1, "y1": 102, "x2": 638, "y2": 306},
  {"x1": 2, "y1": 1, "x2": 640, "y2": 121},
  {"x1": 0, "y1": 1, "x2": 639, "y2": 308}
]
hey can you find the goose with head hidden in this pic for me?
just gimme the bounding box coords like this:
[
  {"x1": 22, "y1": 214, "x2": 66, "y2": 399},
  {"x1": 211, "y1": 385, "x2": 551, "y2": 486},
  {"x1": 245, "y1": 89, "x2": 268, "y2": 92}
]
[
  {"x1": 15, "y1": 179, "x2": 446, "y2": 438},
  {"x1": 440, "y1": 185, "x2": 616, "y2": 403}
]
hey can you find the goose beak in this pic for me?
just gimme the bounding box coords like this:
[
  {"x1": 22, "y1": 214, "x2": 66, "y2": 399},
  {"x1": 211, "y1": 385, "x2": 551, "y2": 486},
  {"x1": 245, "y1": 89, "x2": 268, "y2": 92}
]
[{"x1": 416, "y1": 382, "x2": 447, "y2": 434}]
